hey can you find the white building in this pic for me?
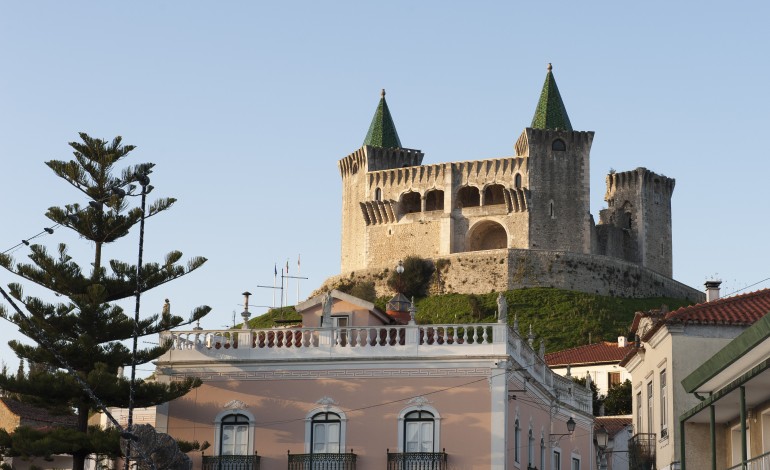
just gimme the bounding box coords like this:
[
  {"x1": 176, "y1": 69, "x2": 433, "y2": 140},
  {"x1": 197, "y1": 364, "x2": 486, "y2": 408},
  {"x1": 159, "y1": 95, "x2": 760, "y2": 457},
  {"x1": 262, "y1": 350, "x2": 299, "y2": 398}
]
[{"x1": 546, "y1": 338, "x2": 633, "y2": 398}]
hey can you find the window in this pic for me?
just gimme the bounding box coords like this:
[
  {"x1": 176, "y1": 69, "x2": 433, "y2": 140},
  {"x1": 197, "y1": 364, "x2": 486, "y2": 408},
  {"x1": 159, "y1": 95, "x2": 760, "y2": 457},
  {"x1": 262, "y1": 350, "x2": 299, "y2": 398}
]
[
  {"x1": 214, "y1": 409, "x2": 255, "y2": 457},
  {"x1": 660, "y1": 369, "x2": 668, "y2": 437},
  {"x1": 404, "y1": 410, "x2": 435, "y2": 452},
  {"x1": 514, "y1": 419, "x2": 520, "y2": 463},
  {"x1": 220, "y1": 414, "x2": 249, "y2": 455},
  {"x1": 549, "y1": 201, "x2": 555, "y2": 218},
  {"x1": 397, "y1": 404, "x2": 441, "y2": 453},
  {"x1": 311, "y1": 412, "x2": 341, "y2": 453},
  {"x1": 540, "y1": 438, "x2": 546, "y2": 470},
  {"x1": 608, "y1": 372, "x2": 621, "y2": 388},
  {"x1": 553, "y1": 450, "x2": 561, "y2": 470},
  {"x1": 647, "y1": 381, "x2": 654, "y2": 435},
  {"x1": 528, "y1": 429, "x2": 534, "y2": 466},
  {"x1": 572, "y1": 457, "x2": 580, "y2": 470},
  {"x1": 515, "y1": 173, "x2": 522, "y2": 189},
  {"x1": 636, "y1": 391, "x2": 642, "y2": 433},
  {"x1": 552, "y1": 139, "x2": 566, "y2": 151},
  {"x1": 374, "y1": 187, "x2": 382, "y2": 201}
]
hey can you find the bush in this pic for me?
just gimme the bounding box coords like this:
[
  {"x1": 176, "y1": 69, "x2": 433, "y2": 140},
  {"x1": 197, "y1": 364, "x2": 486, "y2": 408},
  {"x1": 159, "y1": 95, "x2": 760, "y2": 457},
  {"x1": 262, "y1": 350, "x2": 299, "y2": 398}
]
[{"x1": 386, "y1": 256, "x2": 435, "y2": 299}]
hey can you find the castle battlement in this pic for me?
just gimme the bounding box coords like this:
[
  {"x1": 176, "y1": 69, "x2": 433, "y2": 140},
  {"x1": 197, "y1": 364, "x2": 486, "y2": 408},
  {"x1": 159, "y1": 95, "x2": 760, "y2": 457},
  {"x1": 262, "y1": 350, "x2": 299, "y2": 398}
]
[{"x1": 335, "y1": 66, "x2": 696, "y2": 299}]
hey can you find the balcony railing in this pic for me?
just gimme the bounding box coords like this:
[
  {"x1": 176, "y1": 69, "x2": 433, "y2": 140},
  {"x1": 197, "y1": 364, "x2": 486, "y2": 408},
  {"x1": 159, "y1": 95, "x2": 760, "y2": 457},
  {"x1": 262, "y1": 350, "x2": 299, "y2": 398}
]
[
  {"x1": 628, "y1": 433, "x2": 656, "y2": 470},
  {"x1": 287, "y1": 452, "x2": 356, "y2": 470},
  {"x1": 387, "y1": 450, "x2": 448, "y2": 470},
  {"x1": 727, "y1": 450, "x2": 770, "y2": 470},
  {"x1": 202, "y1": 455, "x2": 260, "y2": 470}
]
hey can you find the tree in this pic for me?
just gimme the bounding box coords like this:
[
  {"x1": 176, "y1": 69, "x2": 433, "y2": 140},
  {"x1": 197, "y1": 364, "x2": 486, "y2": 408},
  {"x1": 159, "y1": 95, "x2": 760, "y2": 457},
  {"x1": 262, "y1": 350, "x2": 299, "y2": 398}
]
[
  {"x1": 604, "y1": 379, "x2": 633, "y2": 415},
  {"x1": 386, "y1": 256, "x2": 435, "y2": 299},
  {"x1": 0, "y1": 133, "x2": 210, "y2": 470}
]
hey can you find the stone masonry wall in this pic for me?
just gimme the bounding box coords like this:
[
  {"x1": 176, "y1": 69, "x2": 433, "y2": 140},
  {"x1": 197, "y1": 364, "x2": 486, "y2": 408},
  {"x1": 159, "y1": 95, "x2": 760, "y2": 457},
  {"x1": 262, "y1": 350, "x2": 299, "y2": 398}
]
[{"x1": 317, "y1": 248, "x2": 704, "y2": 302}]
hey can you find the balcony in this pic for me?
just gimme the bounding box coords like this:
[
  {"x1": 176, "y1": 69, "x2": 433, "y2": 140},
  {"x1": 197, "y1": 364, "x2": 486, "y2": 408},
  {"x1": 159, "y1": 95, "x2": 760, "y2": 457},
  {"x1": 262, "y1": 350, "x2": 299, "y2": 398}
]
[
  {"x1": 287, "y1": 452, "x2": 357, "y2": 470},
  {"x1": 202, "y1": 455, "x2": 260, "y2": 470},
  {"x1": 727, "y1": 450, "x2": 770, "y2": 470},
  {"x1": 628, "y1": 433, "x2": 656, "y2": 470},
  {"x1": 387, "y1": 450, "x2": 448, "y2": 470}
]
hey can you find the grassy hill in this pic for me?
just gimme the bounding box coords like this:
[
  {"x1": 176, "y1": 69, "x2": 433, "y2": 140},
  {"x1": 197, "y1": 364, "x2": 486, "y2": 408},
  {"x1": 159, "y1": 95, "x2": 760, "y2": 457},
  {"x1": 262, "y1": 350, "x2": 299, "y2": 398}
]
[{"x1": 246, "y1": 288, "x2": 692, "y2": 352}]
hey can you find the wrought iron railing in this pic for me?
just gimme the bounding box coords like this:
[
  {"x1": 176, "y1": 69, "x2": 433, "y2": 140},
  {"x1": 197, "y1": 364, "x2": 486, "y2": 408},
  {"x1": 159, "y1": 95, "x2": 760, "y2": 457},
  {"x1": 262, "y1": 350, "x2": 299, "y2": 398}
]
[
  {"x1": 628, "y1": 433, "x2": 656, "y2": 470},
  {"x1": 202, "y1": 455, "x2": 260, "y2": 470},
  {"x1": 287, "y1": 452, "x2": 357, "y2": 470},
  {"x1": 386, "y1": 450, "x2": 448, "y2": 470},
  {"x1": 726, "y1": 449, "x2": 770, "y2": 470}
]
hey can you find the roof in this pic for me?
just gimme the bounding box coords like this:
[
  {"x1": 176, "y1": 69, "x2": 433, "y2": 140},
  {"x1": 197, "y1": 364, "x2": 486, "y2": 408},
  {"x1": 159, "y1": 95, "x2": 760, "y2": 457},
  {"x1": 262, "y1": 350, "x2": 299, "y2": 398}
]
[
  {"x1": 595, "y1": 415, "x2": 632, "y2": 438},
  {"x1": 531, "y1": 64, "x2": 573, "y2": 131},
  {"x1": 620, "y1": 289, "x2": 770, "y2": 366},
  {"x1": 0, "y1": 397, "x2": 78, "y2": 428},
  {"x1": 296, "y1": 289, "x2": 394, "y2": 325},
  {"x1": 363, "y1": 89, "x2": 402, "y2": 148},
  {"x1": 545, "y1": 341, "x2": 633, "y2": 367}
]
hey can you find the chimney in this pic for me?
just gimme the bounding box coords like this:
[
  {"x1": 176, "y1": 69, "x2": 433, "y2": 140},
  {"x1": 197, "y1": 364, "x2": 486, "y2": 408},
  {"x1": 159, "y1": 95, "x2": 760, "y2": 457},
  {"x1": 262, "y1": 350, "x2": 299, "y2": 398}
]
[
  {"x1": 618, "y1": 336, "x2": 628, "y2": 347},
  {"x1": 705, "y1": 280, "x2": 722, "y2": 302}
]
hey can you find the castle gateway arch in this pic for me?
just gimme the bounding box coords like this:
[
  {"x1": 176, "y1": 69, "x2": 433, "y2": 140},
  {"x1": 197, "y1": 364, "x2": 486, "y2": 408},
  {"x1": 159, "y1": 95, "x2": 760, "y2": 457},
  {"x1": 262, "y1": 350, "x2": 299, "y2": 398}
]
[{"x1": 467, "y1": 220, "x2": 508, "y2": 252}]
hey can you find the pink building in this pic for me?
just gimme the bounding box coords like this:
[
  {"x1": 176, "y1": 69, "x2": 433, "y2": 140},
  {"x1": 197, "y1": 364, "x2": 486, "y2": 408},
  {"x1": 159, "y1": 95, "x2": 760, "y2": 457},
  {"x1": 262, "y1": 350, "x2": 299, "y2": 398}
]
[{"x1": 154, "y1": 290, "x2": 594, "y2": 470}]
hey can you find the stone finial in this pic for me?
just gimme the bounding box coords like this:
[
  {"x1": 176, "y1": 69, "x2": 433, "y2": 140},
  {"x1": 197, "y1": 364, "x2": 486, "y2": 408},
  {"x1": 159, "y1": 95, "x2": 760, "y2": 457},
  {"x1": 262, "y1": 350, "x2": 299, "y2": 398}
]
[
  {"x1": 585, "y1": 372, "x2": 593, "y2": 390},
  {"x1": 566, "y1": 364, "x2": 572, "y2": 378},
  {"x1": 381, "y1": 88, "x2": 386, "y2": 98},
  {"x1": 513, "y1": 313, "x2": 519, "y2": 333},
  {"x1": 528, "y1": 324, "x2": 535, "y2": 348},
  {"x1": 547, "y1": 63, "x2": 552, "y2": 72},
  {"x1": 539, "y1": 339, "x2": 546, "y2": 358},
  {"x1": 408, "y1": 296, "x2": 417, "y2": 324}
]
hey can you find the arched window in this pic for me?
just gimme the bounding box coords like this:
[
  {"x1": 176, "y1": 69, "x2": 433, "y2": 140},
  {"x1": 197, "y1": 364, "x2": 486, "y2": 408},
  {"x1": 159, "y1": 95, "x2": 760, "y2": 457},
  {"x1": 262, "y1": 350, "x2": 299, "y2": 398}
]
[
  {"x1": 401, "y1": 192, "x2": 421, "y2": 214},
  {"x1": 528, "y1": 429, "x2": 534, "y2": 466},
  {"x1": 214, "y1": 409, "x2": 256, "y2": 456},
  {"x1": 552, "y1": 139, "x2": 566, "y2": 151},
  {"x1": 541, "y1": 437, "x2": 546, "y2": 469},
  {"x1": 514, "y1": 173, "x2": 522, "y2": 189},
  {"x1": 397, "y1": 403, "x2": 441, "y2": 453},
  {"x1": 404, "y1": 410, "x2": 435, "y2": 452},
  {"x1": 483, "y1": 184, "x2": 506, "y2": 206},
  {"x1": 514, "y1": 419, "x2": 521, "y2": 463},
  {"x1": 457, "y1": 186, "x2": 480, "y2": 208},
  {"x1": 425, "y1": 189, "x2": 444, "y2": 211},
  {"x1": 311, "y1": 412, "x2": 341, "y2": 453},
  {"x1": 374, "y1": 187, "x2": 382, "y2": 202}
]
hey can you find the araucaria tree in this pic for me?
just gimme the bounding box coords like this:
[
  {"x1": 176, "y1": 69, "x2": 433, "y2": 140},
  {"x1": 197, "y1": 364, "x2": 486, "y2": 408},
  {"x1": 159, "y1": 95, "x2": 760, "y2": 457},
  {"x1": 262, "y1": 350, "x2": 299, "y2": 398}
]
[{"x1": 0, "y1": 134, "x2": 210, "y2": 470}]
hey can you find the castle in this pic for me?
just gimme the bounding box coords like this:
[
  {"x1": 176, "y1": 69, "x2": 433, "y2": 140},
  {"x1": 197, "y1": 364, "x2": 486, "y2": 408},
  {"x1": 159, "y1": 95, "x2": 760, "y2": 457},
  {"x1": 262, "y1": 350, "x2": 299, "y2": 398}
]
[{"x1": 334, "y1": 65, "x2": 702, "y2": 301}]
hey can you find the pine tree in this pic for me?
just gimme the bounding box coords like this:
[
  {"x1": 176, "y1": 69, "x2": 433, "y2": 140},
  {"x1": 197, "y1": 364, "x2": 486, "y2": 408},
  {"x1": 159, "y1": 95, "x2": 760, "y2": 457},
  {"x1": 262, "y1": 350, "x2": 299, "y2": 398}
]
[{"x1": 0, "y1": 133, "x2": 211, "y2": 470}]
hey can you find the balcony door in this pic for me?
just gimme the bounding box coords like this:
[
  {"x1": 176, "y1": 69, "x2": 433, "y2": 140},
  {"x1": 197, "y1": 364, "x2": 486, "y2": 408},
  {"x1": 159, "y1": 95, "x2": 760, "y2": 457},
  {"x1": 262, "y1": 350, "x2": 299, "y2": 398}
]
[
  {"x1": 404, "y1": 410, "x2": 435, "y2": 452},
  {"x1": 221, "y1": 413, "x2": 250, "y2": 456},
  {"x1": 311, "y1": 412, "x2": 341, "y2": 453}
]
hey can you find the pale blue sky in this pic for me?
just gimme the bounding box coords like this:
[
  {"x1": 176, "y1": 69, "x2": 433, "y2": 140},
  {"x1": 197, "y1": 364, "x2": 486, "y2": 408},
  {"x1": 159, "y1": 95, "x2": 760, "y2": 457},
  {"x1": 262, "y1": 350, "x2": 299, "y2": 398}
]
[{"x1": 1, "y1": 2, "x2": 769, "y2": 371}]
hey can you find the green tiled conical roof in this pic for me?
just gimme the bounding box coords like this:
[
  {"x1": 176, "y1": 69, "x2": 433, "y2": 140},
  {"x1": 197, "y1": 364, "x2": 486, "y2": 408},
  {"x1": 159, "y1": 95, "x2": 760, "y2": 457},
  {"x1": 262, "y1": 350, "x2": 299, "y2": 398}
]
[
  {"x1": 363, "y1": 89, "x2": 402, "y2": 148},
  {"x1": 531, "y1": 64, "x2": 573, "y2": 131}
]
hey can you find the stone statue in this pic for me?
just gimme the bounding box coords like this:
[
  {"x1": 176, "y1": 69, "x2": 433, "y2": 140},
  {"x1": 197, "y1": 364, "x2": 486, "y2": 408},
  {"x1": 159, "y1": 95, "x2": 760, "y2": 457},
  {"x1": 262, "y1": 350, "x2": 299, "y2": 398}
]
[
  {"x1": 496, "y1": 293, "x2": 508, "y2": 324},
  {"x1": 321, "y1": 291, "x2": 333, "y2": 327}
]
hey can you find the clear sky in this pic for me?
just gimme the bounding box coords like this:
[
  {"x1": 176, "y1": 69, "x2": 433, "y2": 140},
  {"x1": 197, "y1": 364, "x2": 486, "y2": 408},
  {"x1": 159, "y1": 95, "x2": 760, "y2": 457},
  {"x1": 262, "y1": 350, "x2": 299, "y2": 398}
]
[{"x1": 1, "y1": 2, "x2": 769, "y2": 372}]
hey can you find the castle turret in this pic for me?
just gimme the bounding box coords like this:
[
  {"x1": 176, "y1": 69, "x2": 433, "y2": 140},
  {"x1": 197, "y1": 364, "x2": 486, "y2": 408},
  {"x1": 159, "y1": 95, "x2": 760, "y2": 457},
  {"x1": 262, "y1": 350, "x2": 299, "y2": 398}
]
[
  {"x1": 339, "y1": 90, "x2": 424, "y2": 272},
  {"x1": 522, "y1": 64, "x2": 594, "y2": 254}
]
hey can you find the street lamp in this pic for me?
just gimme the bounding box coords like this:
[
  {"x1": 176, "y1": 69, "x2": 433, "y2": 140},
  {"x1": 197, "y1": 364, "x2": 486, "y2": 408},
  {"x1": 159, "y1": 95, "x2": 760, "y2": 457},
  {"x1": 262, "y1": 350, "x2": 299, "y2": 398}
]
[
  {"x1": 596, "y1": 425, "x2": 609, "y2": 470},
  {"x1": 395, "y1": 260, "x2": 404, "y2": 294},
  {"x1": 550, "y1": 417, "x2": 576, "y2": 445}
]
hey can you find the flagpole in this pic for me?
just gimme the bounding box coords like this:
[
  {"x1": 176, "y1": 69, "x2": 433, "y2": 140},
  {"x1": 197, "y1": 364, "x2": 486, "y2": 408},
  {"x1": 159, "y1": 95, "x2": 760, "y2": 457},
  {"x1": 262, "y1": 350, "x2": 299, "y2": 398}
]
[{"x1": 272, "y1": 264, "x2": 277, "y2": 308}]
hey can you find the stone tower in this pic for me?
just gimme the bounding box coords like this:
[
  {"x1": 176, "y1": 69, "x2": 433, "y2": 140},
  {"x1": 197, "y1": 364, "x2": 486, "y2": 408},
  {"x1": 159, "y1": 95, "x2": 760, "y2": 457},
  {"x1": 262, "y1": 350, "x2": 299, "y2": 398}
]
[
  {"x1": 598, "y1": 168, "x2": 675, "y2": 277},
  {"x1": 517, "y1": 64, "x2": 594, "y2": 254}
]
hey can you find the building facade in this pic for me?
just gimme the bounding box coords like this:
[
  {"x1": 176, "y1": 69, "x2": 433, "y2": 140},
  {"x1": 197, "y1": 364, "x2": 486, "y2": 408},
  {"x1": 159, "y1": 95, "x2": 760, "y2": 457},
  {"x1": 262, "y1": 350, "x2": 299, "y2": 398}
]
[
  {"x1": 620, "y1": 285, "x2": 770, "y2": 470},
  {"x1": 154, "y1": 291, "x2": 594, "y2": 470},
  {"x1": 546, "y1": 338, "x2": 633, "y2": 398}
]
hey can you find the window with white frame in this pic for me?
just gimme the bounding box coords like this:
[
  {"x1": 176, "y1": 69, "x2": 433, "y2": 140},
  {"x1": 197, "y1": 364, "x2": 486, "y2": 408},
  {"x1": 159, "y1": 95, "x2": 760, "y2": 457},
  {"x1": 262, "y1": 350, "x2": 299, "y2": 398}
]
[
  {"x1": 404, "y1": 410, "x2": 435, "y2": 452},
  {"x1": 514, "y1": 419, "x2": 520, "y2": 463},
  {"x1": 214, "y1": 409, "x2": 256, "y2": 457},
  {"x1": 647, "y1": 381, "x2": 654, "y2": 435},
  {"x1": 572, "y1": 456, "x2": 580, "y2": 470},
  {"x1": 540, "y1": 437, "x2": 546, "y2": 470},
  {"x1": 660, "y1": 369, "x2": 668, "y2": 438},
  {"x1": 311, "y1": 412, "x2": 341, "y2": 453},
  {"x1": 528, "y1": 429, "x2": 534, "y2": 466},
  {"x1": 636, "y1": 391, "x2": 642, "y2": 432},
  {"x1": 304, "y1": 404, "x2": 347, "y2": 454},
  {"x1": 553, "y1": 449, "x2": 561, "y2": 470}
]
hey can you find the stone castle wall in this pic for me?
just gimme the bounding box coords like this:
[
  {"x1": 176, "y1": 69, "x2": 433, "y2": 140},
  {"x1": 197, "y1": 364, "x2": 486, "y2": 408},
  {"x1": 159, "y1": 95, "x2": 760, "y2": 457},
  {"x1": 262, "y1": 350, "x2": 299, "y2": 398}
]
[{"x1": 317, "y1": 249, "x2": 704, "y2": 303}]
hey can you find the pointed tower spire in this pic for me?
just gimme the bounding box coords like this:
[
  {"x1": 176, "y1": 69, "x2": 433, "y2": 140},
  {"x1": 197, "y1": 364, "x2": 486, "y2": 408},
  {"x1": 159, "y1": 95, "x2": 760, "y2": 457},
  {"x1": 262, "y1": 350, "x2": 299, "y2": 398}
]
[
  {"x1": 363, "y1": 89, "x2": 402, "y2": 148},
  {"x1": 531, "y1": 63, "x2": 573, "y2": 131}
]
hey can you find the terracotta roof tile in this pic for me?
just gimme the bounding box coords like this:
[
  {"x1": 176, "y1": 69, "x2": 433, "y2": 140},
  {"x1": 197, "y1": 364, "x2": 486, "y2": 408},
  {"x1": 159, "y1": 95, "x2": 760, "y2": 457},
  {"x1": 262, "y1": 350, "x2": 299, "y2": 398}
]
[
  {"x1": 545, "y1": 341, "x2": 633, "y2": 366},
  {"x1": 663, "y1": 288, "x2": 770, "y2": 326},
  {"x1": 595, "y1": 415, "x2": 632, "y2": 437}
]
